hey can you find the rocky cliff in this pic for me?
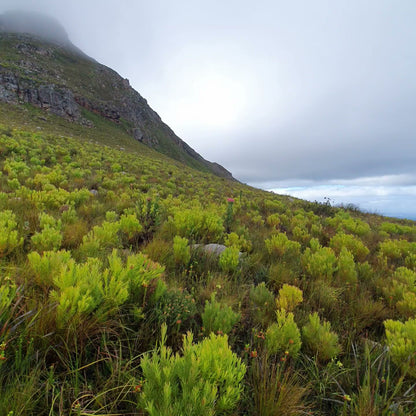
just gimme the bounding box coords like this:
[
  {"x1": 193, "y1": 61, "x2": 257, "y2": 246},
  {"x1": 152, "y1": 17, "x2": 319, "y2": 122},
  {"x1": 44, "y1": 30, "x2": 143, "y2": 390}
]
[{"x1": 0, "y1": 12, "x2": 233, "y2": 179}]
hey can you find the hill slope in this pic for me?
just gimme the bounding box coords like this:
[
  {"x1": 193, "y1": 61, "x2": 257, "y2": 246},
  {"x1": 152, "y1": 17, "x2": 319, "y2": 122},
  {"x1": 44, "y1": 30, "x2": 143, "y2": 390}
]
[{"x1": 0, "y1": 12, "x2": 232, "y2": 178}]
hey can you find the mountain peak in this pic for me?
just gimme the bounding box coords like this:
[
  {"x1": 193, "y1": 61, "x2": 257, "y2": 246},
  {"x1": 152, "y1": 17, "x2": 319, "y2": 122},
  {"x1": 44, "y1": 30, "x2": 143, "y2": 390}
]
[
  {"x1": 0, "y1": 10, "x2": 70, "y2": 46},
  {"x1": 0, "y1": 21, "x2": 234, "y2": 179}
]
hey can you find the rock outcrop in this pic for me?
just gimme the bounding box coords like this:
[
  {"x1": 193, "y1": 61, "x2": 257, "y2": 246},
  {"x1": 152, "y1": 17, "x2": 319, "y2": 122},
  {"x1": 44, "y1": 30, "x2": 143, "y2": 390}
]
[{"x1": 0, "y1": 16, "x2": 234, "y2": 179}]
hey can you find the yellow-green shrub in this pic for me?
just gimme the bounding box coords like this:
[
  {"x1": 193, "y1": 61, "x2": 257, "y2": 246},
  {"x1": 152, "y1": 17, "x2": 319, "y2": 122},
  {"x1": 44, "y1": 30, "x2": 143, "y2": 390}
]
[
  {"x1": 302, "y1": 313, "x2": 340, "y2": 361},
  {"x1": 384, "y1": 317, "x2": 416, "y2": 377},
  {"x1": 330, "y1": 232, "x2": 369, "y2": 262},
  {"x1": 171, "y1": 207, "x2": 224, "y2": 243},
  {"x1": 301, "y1": 246, "x2": 337, "y2": 281},
  {"x1": 249, "y1": 282, "x2": 275, "y2": 327},
  {"x1": 173, "y1": 235, "x2": 191, "y2": 266},
  {"x1": 265, "y1": 233, "x2": 301, "y2": 258},
  {"x1": 27, "y1": 250, "x2": 71, "y2": 287},
  {"x1": 0, "y1": 210, "x2": 23, "y2": 257},
  {"x1": 336, "y1": 247, "x2": 358, "y2": 284},
  {"x1": 266, "y1": 309, "x2": 302, "y2": 358},
  {"x1": 219, "y1": 246, "x2": 240, "y2": 273},
  {"x1": 140, "y1": 326, "x2": 246, "y2": 416},
  {"x1": 276, "y1": 284, "x2": 303, "y2": 312},
  {"x1": 202, "y1": 293, "x2": 240, "y2": 335}
]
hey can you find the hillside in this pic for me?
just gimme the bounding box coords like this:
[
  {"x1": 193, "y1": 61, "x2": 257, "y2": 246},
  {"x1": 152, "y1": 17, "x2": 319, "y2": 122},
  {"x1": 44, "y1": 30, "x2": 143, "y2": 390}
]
[
  {"x1": 0, "y1": 122, "x2": 415, "y2": 415},
  {"x1": 0, "y1": 14, "x2": 233, "y2": 179},
  {"x1": 0, "y1": 12, "x2": 416, "y2": 416}
]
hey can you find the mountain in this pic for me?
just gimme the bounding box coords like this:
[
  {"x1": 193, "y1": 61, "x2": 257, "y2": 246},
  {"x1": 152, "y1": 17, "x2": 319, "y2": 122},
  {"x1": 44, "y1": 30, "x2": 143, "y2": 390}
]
[{"x1": 0, "y1": 11, "x2": 233, "y2": 179}]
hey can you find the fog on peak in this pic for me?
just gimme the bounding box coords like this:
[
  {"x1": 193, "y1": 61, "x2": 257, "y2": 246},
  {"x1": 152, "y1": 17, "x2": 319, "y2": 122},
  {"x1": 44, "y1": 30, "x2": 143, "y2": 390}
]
[{"x1": 0, "y1": 10, "x2": 70, "y2": 45}]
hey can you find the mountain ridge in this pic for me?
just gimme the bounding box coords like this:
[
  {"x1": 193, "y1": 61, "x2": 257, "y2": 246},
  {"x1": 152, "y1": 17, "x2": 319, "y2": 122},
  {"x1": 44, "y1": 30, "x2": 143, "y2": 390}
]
[{"x1": 0, "y1": 12, "x2": 233, "y2": 179}]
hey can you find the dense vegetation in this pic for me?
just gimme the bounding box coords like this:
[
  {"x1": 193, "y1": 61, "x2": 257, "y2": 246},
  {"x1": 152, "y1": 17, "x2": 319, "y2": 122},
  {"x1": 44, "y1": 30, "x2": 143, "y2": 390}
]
[{"x1": 1, "y1": 122, "x2": 416, "y2": 415}]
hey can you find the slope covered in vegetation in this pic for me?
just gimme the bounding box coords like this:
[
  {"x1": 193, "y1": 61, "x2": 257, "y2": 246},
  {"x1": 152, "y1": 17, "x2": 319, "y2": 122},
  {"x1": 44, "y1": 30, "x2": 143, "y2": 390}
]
[
  {"x1": 0, "y1": 122, "x2": 416, "y2": 415},
  {"x1": 0, "y1": 30, "x2": 233, "y2": 178}
]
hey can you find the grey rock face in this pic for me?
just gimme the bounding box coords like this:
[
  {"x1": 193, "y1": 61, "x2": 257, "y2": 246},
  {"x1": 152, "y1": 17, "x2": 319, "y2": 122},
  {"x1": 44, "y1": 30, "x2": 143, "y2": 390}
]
[{"x1": 0, "y1": 66, "x2": 81, "y2": 120}]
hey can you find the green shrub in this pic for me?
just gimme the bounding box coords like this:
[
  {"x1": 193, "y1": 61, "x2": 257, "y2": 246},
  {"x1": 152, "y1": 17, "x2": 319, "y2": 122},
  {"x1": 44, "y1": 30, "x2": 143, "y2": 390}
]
[
  {"x1": 119, "y1": 212, "x2": 142, "y2": 241},
  {"x1": 302, "y1": 313, "x2": 340, "y2": 361},
  {"x1": 384, "y1": 318, "x2": 416, "y2": 377},
  {"x1": 266, "y1": 213, "x2": 281, "y2": 229},
  {"x1": 326, "y1": 212, "x2": 370, "y2": 236},
  {"x1": 153, "y1": 288, "x2": 197, "y2": 331},
  {"x1": 224, "y1": 232, "x2": 251, "y2": 252},
  {"x1": 276, "y1": 284, "x2": 303, "y2": 312},
  {"x1": 50, "y1": 257, "x2": 103, "y2": 328},
  {"x1": 0, "y1": 276, "x2": 18, "y2": 331},
  {"x1": 31, "y1": 227, "x2": 62, "y2": 252},
  {"x1": 336, "y1": 247, "x2": 358, "y2": 284},
  {"x1": 140, "y1": 325, "x2": 246, "y2": 416},
  {"x1": 249, "y1": 282, "x2": 275, "y2": 327},
  {"x1": 265, "y1": 233, "x2": 301, "y2": 258},
  {"x1": 27, "y1": 250, "x2": 71, "y2": 287},
  {"x1": 219, "y1": 246, "x2": 240, "y2": 273},
  {"x1": 0, "y1": 210, "x2": 23, "y2": 257},
  {"x1": 382, "y1": 267, "x2": 416, "y2": 317},
  {"x1": 329, "y1": 232, "x2": 369, "y2": 262},
  {"x1": 266, "y1": 309, "x2": 302, "y2": 358},
  {"x1": 49, "y1": 250, "x2": 165, "y2": 328},
  {"x1": 173, "y1": 235, "x2": 191, "y2": 266},
  {"x1": 379, "y1": 239, "x2": 413, "y2": 263},
  {"x1": 301, "y1": 246, "x2": 337, "y2": 281},
  {"x1": 171, "y1": 207, "x2": 224, "y2": 243},
  {"x1": 202, "y1": 293, "x2": 240, "y2": 335}
]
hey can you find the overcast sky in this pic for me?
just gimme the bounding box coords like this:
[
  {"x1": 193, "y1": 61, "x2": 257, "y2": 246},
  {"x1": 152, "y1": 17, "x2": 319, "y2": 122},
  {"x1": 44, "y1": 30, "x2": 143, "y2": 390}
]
[{"x1": 1, "y1": 1, "x2": 415, "y2": 218}]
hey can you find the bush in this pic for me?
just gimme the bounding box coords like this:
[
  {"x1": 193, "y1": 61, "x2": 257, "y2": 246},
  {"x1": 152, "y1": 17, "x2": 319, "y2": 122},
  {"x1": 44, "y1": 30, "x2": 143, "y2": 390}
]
[
  {"x1": 382, "y1": 267, "x2": 416, "y2": 318},
  {"x1": 224, "y1": 232, "x2": 251, "y2": 252},
  {"x1": 336, "y1": 247, "x2": 358, "y2": 284},
  {"x1": 173, "y1": 235, "x2": 191, "y2": 267},
  {"x1": 153, "y1": 288, "x2": 197, "y2": 332},
  {"x1": 329, "y1": 232, "x2": 369, "y2": 262},
  {"x1": 276, "y1": 284, "x2": 303, "y2": 312},
  {"x1": 302, "y1": 313, "x2": 340, "y2": 361},
  {"x1": 202, "y1": 293, "x2": 240, "y2": 335},
  {"x1": 219, "y1": 246, "x2": 240, "y2": 273},
  {"x1": 140, "y1": 325, "x2": 246, "y2": 416},
  {"x1": 301, "y1": 246, "x2": 337, "y2": 282},
  {"x1": 266, "y1": 309, "x2": 302, "y2": 358},
  {"x1": 119, "y1": 212, "x2": 142, "y2": 242},
  {"x1": 171, "y1": 207, "x2": 224, "y2": 243},
  {"x1": 384, "y1": 318, "x2": 416, "y2": 377},
  {"x1": 31, "y1": 226, "x2": 62, "y2": 252},
  {"x1": 0, "y1": 210, "x2": 23, "y2": 257},
  {"x1": 249, "y1": 283, "x2": 276, "y2": 327},
  {"x1": 27, "y1": 250, "x2": 71, "y2": 287},
  {"x1": 265, "y1": 233, "x2": 301, "y2": 259}
]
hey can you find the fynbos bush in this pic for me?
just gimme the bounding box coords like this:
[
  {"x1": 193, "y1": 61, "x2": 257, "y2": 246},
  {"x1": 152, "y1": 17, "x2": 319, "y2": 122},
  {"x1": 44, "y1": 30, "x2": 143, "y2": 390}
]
[
  {"x1": 276, "y1": 284, "x2": 303, "y2": 312},
  {"x1": 140, "y1": 325, "x2": 246, "y2": 416},
  {"x1": 266, "y1": 309, "x2": 302, "y2": 358},
  {"x1": 219, "y1": 246, "x2": 240, "y2": 273},
  {"x1": 265, "y1": 233, "x2": 301, "y2": 259},
  {"x1": 0, "y1": 210, "x2": 23, "y2": 257},
  {"x1": 384, "y1": 317, "x2": 416, "y2": 378},
  {"x1": 202, "y1": 293, "x2": 240, "y2": 335},
  {"x1": 173, "y1": 235, "x2": 191, "y2": 267},
  {"x1": 302, "y1": 312, "x2": 340, "y2": 361}
]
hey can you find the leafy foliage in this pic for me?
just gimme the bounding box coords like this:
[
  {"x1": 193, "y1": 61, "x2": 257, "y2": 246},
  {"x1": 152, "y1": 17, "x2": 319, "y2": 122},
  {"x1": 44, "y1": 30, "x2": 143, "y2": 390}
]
[
  {"x1": 302, "y1": 313, "x2": 341, "y2": 362},
  {"x1": 140, "y1": 325, "x2": 246, "y2": 415},
  {"x1": 266, "y1": 309, "x2": 302, "y2": 358}
]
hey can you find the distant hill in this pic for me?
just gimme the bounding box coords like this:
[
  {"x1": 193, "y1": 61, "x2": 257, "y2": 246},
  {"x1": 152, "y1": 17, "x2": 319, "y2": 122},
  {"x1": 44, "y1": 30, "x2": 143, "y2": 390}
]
[{"x1": 0, "y1": 11, "x2": 233, "y2": 179}]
